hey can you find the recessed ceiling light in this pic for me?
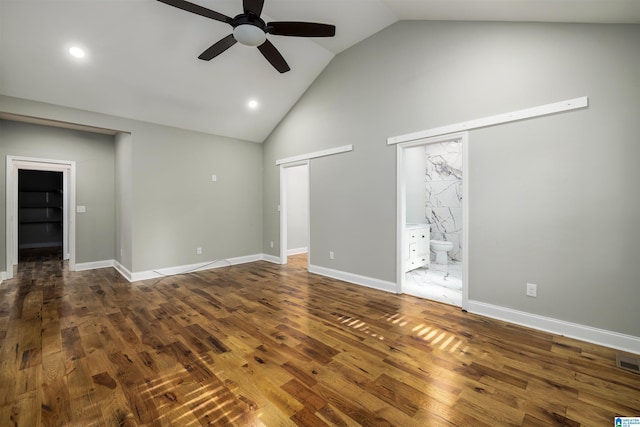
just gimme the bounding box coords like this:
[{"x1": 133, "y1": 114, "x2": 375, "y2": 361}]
[
  {"x1": 69, "y1": 46, "x2": 85, "y2": 58},
  {"x1": 248, "y1": 99, "x2": 259, "y2": 110}
]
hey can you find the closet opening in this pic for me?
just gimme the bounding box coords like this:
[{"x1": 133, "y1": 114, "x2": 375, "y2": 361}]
[
  {"x1": 5, "y1": 156, "x2": 76, "y2": 280},
  {"x1": 18, "y1": 169, "x2": 64, "y2": 262}
]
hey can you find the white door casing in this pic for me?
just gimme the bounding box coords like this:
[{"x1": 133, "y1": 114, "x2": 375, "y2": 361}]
[
  {"x1": 279, "y1": 160, "x2": 310, "y2": 264},
  {"x1": 5, "y1": 156, "x2": 76, "y2": 279},
  {"x1": 396, "y1": 132, "x2": 469, "y2": 310}
]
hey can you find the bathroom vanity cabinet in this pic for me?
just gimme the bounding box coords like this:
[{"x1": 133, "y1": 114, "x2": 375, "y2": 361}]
[{"x1": 405, "y1": 224, "x2": 430, "y2": 272}]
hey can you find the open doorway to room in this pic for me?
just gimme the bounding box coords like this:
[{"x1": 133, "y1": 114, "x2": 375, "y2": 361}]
[
  {"x1": 397, "y1": 133, "x2": 468, "y2": 308},
  {"x1": 279, "y1": 161, "x2": 310, "y2": 266},
  {"x1": 5, "y1": 156, "x2": 75, "y2": 280}
]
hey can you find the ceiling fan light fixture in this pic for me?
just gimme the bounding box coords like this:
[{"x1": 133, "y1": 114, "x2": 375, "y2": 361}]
[{"x1": 233, "y1": 24, "x2": 266, "y2": 46}]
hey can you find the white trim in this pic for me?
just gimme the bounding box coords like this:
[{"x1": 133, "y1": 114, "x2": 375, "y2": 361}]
[
  {"x1": 396, "y1": 132, "x2": 469, "y2": 310},
  {"x1": 0, "y1": 112, "x2": 119, "y2": 135},
  {"x1": 387, "y1": 96, "x2": 588, "y2": 145},
  {"x1": 113, "y1": 254, "x2": 282, "y2": 282},
  {"x1": 76, "y1": 259, "x2": 115, "y2": 271},
  {"x1": 114, "y1": 260, "x2": 132, "y2": 281},
  {"x1": 131, "y1": 256, "x2": 261, "y2": 282},
  {"x1": 309, "y1": 264, "x2": 396, "y2": 294},
  {"x1": 261, "y1": 253, "x2": 281, "y2": 264},
  {"x1": 121, "y1": 254, "x2": 265, "y2": 282},
  {"x1": 287, "y1": 247, "x2": 308, "y2": 256},
  {"x1": 5, "y1": 156, "x2": 76, "y2": 279},
  {"x1": 395, "y1": 143, "x2": 405, "y2": 295},
  {"x1": 0, "y1": 271, "x2": 6, "y2": 283},
  {"x1": 461, "y1": 135, "x2": 470, "y2": 309},
  {"x1": 275, "y1": 144, "x2": 353, "y2": 166},
  {"x1": 279, "y1": 161, "x2": 310, "y2": 265},
  {"x1": 467, "y1": 300, "x2": 640, "y2": 354}
]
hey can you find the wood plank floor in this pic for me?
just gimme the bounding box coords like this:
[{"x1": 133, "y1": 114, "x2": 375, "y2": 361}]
[{"x1": 0, "y1": 254, "x2": 638, "y2": 426}]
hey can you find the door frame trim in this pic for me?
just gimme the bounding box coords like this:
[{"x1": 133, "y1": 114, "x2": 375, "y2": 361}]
[
  {"x1": 279, "y1": 160, "x2": 310, "y2": 265},
  {"x1": 396, "y1": 132, "x2": 469, "y2": 310},
  {"x1": 5, "y1": 155, "x2": 76, "y2": 278}
]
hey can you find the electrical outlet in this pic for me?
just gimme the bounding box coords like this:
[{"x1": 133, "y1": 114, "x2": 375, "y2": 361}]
[
  {"x1": 526, "y1": 283, "x2": 537, "y2": 297},
  {"x1": 211, "y1": 174, "x2": 217, "y2": 182},
  {"x1": 196, "y1": 247, "x2": 202, "y2": 255},
  {"x1": 329, "y1": 251, "x2": 335, "y2": 260},
  {"x1": 270, "y1": 241, "x2": 274, "y2": 248}
]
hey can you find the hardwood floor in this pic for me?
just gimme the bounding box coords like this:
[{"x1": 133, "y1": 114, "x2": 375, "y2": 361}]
[
  {"x1": 0, "y1": 254, "x2": 638, "y2": 426},
  {"x1": 18, "y1": 247, "x2": 62, "y2": 263}
]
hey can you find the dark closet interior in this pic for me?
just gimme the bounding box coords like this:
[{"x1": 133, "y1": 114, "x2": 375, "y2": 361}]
[{"x1": 18, "y1": 169, "x2": 63, "y2": 261}]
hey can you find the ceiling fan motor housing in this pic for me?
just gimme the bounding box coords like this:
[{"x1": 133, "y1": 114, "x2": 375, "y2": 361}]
[{"x1": 232, "y1": 14, "x2": 267, "y2": 46}]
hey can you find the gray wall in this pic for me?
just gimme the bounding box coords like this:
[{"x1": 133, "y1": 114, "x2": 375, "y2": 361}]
[
  {"x1": 129, "y1": 123, "x2": 263, "y2": 271},
  {"x1": 262, "y1": 21, "x2": 640, "y2": 337},
  {"x1": 405, "y1": 145, "x2": 427, "y2": 224},
  {"x1": 1, "y1": 95, "x2": 263, "y2": 273},
  {"x1": 115, "y1": 132, "x2": 133, "y2": 270},
  {"x1": 0, "y1": 119, "x2": 116, "y2": 264},
  {"x1": 286, "y1": 164, "x2": 309, "y2": 252}
]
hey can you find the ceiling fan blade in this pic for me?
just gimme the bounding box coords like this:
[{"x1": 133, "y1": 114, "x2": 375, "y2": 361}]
[
  {"x1": 198, "y1": 34, "x2": 237, "y2": 60},
  {"x1": 157, "y1": 0, "x2": 232, "y2": 24},
  {"x1": 257, "y1": 40, "x2": 290, "y2": 73},
  {"x1": 267, "y1": 22, "x2": 335, "y2": 37},
  {"x1": 243, "y1": 0, "x2": 264, "y2": 17}
]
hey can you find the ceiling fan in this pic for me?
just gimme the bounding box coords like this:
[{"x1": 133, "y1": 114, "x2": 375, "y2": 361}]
[{"x1": 157, "y1": 0, "x2": 336, "y2": 73}]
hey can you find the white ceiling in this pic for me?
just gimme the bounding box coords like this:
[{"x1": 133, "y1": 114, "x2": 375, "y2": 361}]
[{"x1": 1, "y1": 0, "x2": 639, "y2": 142}]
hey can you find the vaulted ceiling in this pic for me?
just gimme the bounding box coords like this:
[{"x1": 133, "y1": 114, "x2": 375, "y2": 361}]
[{"x1": 1, "y1": 0, "x2": 639, "y2": 142}]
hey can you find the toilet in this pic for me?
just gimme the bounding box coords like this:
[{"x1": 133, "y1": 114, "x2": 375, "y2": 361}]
[{"x1": 430, "y1": 240, "x2": 454, "y2": 265}]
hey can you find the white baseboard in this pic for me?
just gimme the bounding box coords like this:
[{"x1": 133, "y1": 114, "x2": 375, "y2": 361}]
[
  {"x1": 308, "y1": 264, "x2": 396, "y2": 293},
  {"x1": 113, "y1": 260, "x2": 133, "y2": 281},
  {"x1": 113, "y1": 253, "x2": 281, "y2": 282},
  {"x1": 287, "y1": 247, "x2": 308, "y2": 256},
  {"x1": 75, "y1": 259, "x2": 115, "y2": 271},
  {"x1": 0, "y1": 271, "x2": 5, "y2": 284},
  {"x1": 467, "y1": 300, "x2": 640, "y2": 354},
  {"x1": 261, "y1": 253, "x2": 282, "y2": 264},
  {"x1": 119, "y1": 254, "x2": 274, "y2": 282}
]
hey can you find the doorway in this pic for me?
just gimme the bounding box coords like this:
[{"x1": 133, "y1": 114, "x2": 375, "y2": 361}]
[
  {"x1": 396, "y1": 133, "x2": 469, "y2": 309},
  {"x1": 5, "y1": 156, "x2": 76, "y2": 279},
  {"x1": 279, "y1": 161, "x2": 310, "y2": 265},
  {"x1": 17, "y1": 169, "x2": 64, "y2": 262}
]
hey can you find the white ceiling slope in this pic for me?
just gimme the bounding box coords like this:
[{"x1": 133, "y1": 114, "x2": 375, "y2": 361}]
[{"x1": 1, "y1": 0, "x2": 639, "y2": 143}]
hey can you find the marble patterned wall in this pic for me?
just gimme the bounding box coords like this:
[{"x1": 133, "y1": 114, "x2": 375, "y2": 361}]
[{"x1": 425, "y1": 141, "x2": 463, "y2": 261}]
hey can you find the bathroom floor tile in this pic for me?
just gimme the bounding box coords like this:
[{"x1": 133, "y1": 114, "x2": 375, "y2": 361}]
[{"x1": 404, "y1": 262, "x2": 462, "y2": 306}]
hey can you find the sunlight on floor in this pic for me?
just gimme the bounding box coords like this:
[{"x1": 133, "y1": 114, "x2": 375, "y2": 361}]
[
  {"x1": 333, "y1": 310, "x2": 468, "y2": 355},
  {"x1": 337, "y1": 315, "x2": 385, "y2": 340},
  {"x1": 379, "y1": 313, "x2": 467, "y2": 354}
]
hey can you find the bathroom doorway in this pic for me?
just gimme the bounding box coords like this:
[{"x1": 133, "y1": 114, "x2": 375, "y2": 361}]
[{"x1": 396, "y1": 133, "x2": 469, "y2": 309}]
